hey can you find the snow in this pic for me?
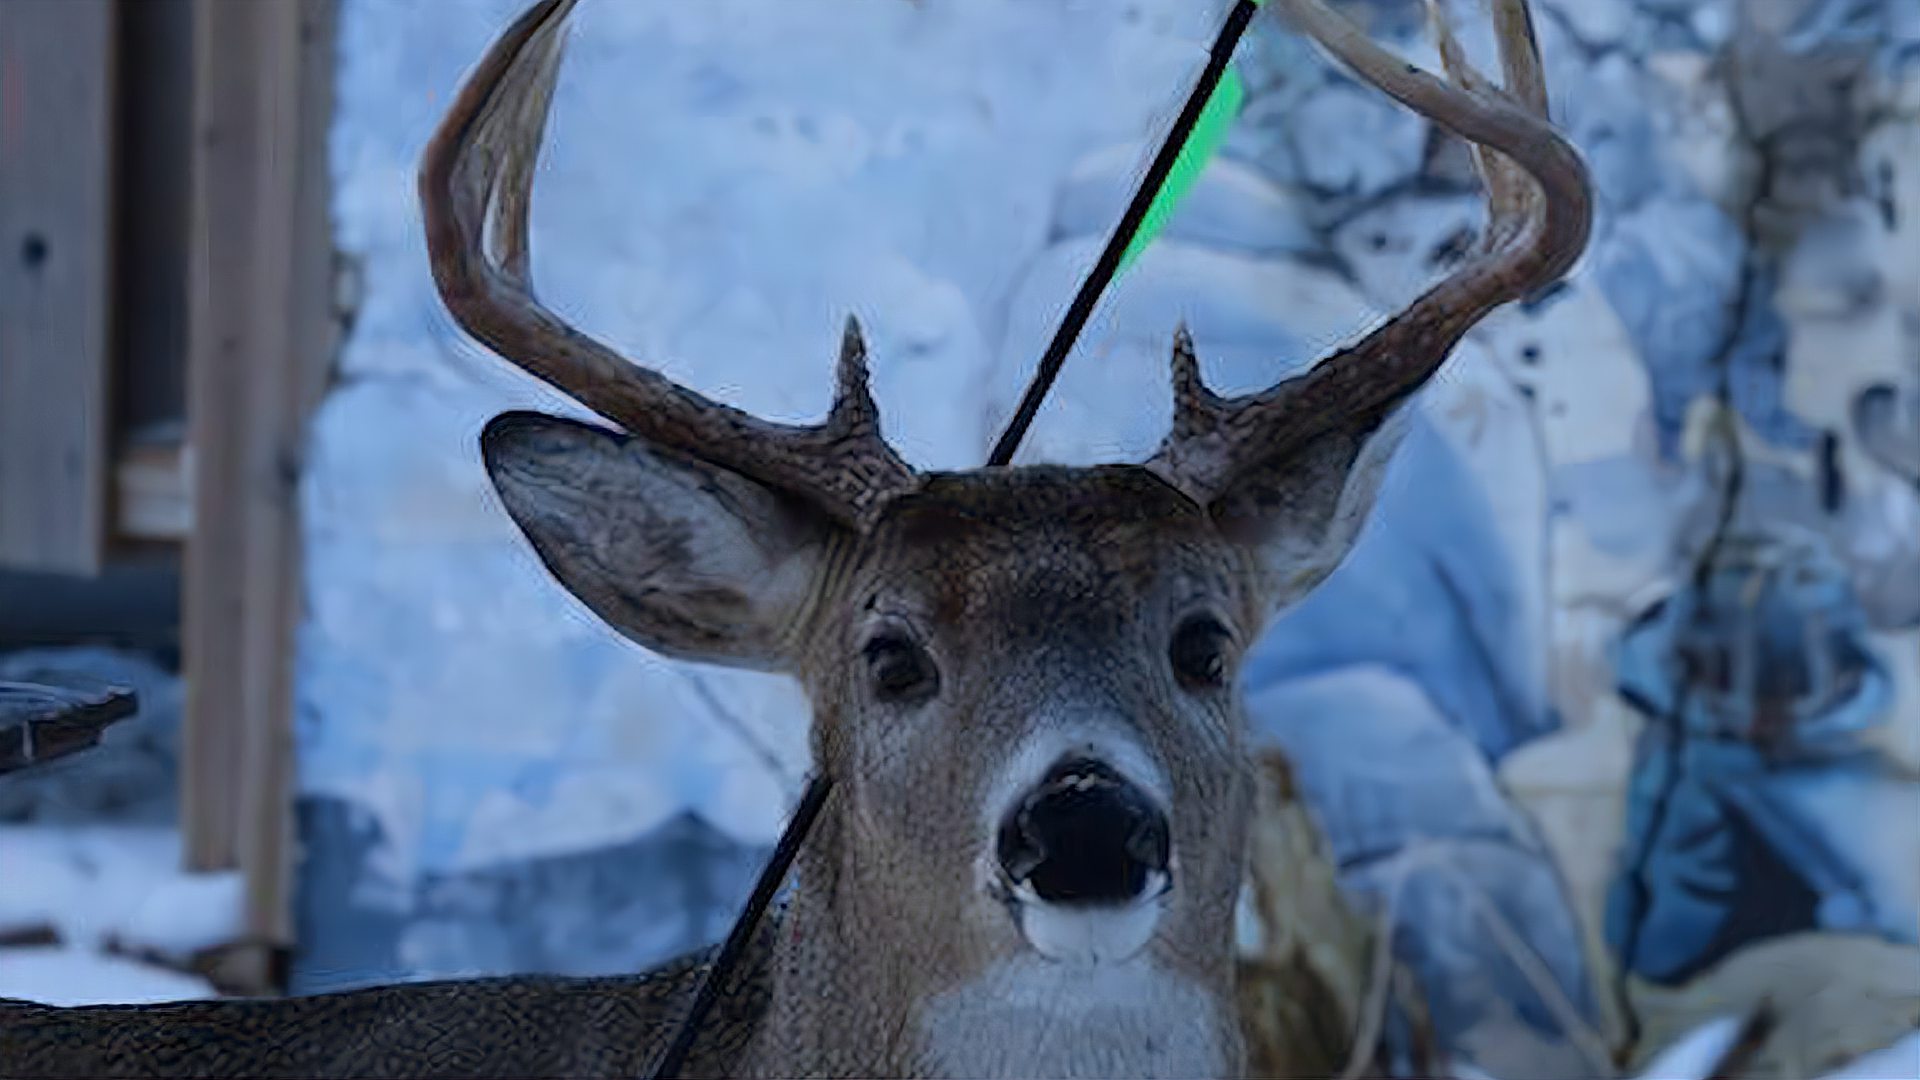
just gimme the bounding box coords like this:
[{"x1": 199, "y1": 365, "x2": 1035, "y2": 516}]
[
  {"x1": 0, "y1": 947, "x2": 214, "y2": 1007},
  {"x1": 119, "y1": 871, "x2": 247, "y2": 960},
  {"x1": 1620, "y1": 1019, "x2": 1920, "y2": 1080},
  {"x1": 1448, "y1": 1016, "x2": 1920, "y2": 1080},
  {"x1": 0, "y1": 825, "x2": 231, "y2": 1004},
  {"x1": 0, "y1": 826, "x2": 182, "y2": 946},
  {"x1": 1630, "y1": 1015, "x2": 1752, "y2": 1080}
]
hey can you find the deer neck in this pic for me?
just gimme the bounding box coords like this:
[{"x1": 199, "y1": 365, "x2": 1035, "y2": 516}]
[{"x1": 738, "y1": 800, "x2": 1243, "y2": 1079}]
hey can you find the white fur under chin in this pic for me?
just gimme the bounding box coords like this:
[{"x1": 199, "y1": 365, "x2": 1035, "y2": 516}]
[
  {"x1": 915, "y1": 953, "x2": 1230, "y2": 1079},
  {"x1": 1010, "y1": 873, "x2": 1170, "y2": 964}
]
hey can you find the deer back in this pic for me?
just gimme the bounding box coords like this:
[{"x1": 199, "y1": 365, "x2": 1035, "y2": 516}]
[{"x1": 0, "y1": 929, "x2": 778, "y2": 1079}]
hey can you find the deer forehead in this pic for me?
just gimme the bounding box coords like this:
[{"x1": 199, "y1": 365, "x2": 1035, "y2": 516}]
[{"x1": 838, "y1": 466, "x2": 1253, "y2": 637}]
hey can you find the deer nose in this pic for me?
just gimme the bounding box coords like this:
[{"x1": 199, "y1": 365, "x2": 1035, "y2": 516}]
[{"x1": 996, "y1": 757, "x2": 1171, "y2": 905}]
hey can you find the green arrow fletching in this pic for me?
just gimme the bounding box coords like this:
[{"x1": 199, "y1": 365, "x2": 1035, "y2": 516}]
[{"x1": 1117, "y1": 63, "x2": 1245, "y2": 274}]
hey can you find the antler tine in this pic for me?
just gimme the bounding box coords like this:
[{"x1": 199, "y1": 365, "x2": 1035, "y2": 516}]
[
  {"x1": 1167, "y1": 323, "x2": 1226, "y2": 442},
  {"x1": 1487, "y1": 0, "x2": 1548, "y2": 117},
  {"x1": 1147, "y1": 0, "x2": 1591, "y2": 504},
  {"x1": 1431, "y1": 0, "x2": 1543, "y2": 253},
  {"x1": 420, "y1": 0, "x2": 915, "y2": 528}
]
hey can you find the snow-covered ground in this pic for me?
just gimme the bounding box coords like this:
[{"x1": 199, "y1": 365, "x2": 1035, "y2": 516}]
[
  {"x1": 0, "y1": 643, "x2": 218, "y2": 1006},
  {"x1": 0, "y1": 947, "x2": 214, "y2": 1007},
  {"x1": 0, "y1": 825, "x2": 239, "y2": 1005}
]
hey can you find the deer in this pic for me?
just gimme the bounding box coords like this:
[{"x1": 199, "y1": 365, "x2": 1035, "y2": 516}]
[{"x1": 0, "y1": 0, "x2": 1595, "y2": 1076}]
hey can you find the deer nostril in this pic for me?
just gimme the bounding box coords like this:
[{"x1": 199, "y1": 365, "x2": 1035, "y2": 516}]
[{"x1": 996, "y1": 757, "x2": 1171, "y2": 906}]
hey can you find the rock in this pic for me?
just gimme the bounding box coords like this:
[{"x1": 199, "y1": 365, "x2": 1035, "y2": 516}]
[
  {"x1": 1588, "y1": 196, "x2": 1747, "y2": 460},
  {"x1": 1226, "y1": 92, "x2": 1314, "y2": 193},
  {"x1": 294, "y1": 797, "x2": 767, "y2": 994},
  {"x1": 1776, "y1": 106, "x2": 1920, "y2": 596},
  {"x1": 1286, "y1": 82, "x2": 1429, "y2": 198},
  {"x1": 1779, "y1": 214, "x2": 1885, "y2": 322},
  {"x1": 1244, "y1": 666, "x2": 1544, "y2": 858},
  {"x1": 1644, "y1": 50, "x2": 1752, "y2": 211},
  {"x1": 1247, "y1": 405, "x2": 1558, "y2": 761},
  {"x1": 1422, "y1": 340, "x2": 1556, "y2": 729},
  {"x1": 1839, "y1": 476, "x2": 1920, "y2": 631},
  {"x1": 1566, "y1": 54, "x2": 1668, "y2": 213},
  {"x1": 1244, "y1": 666, "x2": 1601, "y2": 1077},
  {"x1": 1352, "y1": 838, "x2": 1605, "y2": 1080},
  {"x1": 297, "y1": 529, "x2": 806, "y2": 877},
  {"x1": 1331, "y1": 194, "x2": 1481, "y2": 311},
  {"x1": 1691, "y1": 4, "x2": 1735, "y2": 50},
  {"x1": 1541, "y1": 0, "x2": 1631, "y2": 48}
]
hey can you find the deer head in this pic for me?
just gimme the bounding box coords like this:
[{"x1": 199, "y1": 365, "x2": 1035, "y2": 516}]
[{"x1": 419, "y1": 0, "x2": 1590, "y2": 1075}]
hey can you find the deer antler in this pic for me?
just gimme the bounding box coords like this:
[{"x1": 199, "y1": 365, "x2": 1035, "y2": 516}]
[
  {"x1": 1147, "y1": 0, "x2": 1592, "y2": 504},
  {"x1": 420, "y1": 0, "x2": 916, "y2": 529}
]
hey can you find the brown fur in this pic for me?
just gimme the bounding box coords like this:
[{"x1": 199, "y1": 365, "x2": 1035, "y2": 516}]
[
  {"x1": 741, "y1": 467, "x2": 1263, "y2": 1075},
  {"x1": 0, "y1": 932, "x2": 767, "y2": 1079}
]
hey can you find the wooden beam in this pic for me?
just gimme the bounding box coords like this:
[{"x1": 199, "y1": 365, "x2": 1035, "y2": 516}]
[
  {"x1": 0, "y1": 0, "x2": 117, "y2": 576},
  {"x1": 116, "y1": 439, "x2": 192, "y2": 542},
  {"x1": 112, "y1": 0, "x2": 195, "y2": 442},
  {"x1": 0, "y1": 677, "x2": 140, "y2": 776},
  {"x1": 180, "y1": 0, "x2": 336, "y2": 994}
]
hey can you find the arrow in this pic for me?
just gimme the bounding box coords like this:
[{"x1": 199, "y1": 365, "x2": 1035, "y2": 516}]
[{"x1": 989, "y1": 0, "x2": 1261, "y2": 466}]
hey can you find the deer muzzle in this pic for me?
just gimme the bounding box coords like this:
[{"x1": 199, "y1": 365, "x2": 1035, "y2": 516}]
[{"x1": 994, "y1": 756, "x2": 1174, "y2": 963}]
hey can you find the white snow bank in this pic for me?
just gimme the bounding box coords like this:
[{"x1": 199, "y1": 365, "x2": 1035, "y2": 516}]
[
  {"x1": 1451, "y1": 1017, "x2": 1920, "y2": 1080},
  {"x1": 0, "y1": 825, "x2": 242, "y2": 959},
  {"x1": 118, "y1": 870, "x2": 247, "y2": 959},
  {"x1": 0, "y1": 945, "x2": 215, "y2": 1006},
  {"x1": 1627, "y1": 1019, "x2": 1920, "y2": 1080}
]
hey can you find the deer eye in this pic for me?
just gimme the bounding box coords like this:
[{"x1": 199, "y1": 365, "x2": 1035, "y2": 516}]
[
  {"x1": 1169, "y1": 615, "x2": 1233, "y2": 689},
  {"x1": 863, "y1": 633, "x2": 938, "y2": 704}
]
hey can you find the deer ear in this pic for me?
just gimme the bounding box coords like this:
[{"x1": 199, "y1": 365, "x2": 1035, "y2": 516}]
[
  {"x1": 1208, "y1": 405, "x2": 1412, "y2": 616},
  {"x1": 480, "y1": 411, "x2": 830, "y2": 671}
]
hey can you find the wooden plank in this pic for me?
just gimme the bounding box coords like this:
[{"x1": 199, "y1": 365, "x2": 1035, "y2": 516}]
[
  {"x1": 181, "y1": 0, "x2": 336, "y2": 994},
  {"x1": 112, "y1": 0, "x2": 194, "y2": 441},
  {"x1": 0, "y1": 0, "x2": 117, "y2": 575},
  {"x1": 115, "y1": 439, "x2": 192, "y2": 542},
  {"x1": 0, "y1": 676, "x2": 139, "y2": 776}
]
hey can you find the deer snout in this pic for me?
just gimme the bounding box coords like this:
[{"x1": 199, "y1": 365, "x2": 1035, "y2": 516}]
[{"x1": 996, "y1": 757, "x2": 1172, "y2": 906}]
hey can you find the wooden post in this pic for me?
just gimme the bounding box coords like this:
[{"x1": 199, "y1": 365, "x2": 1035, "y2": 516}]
[
  {"x1": 180, "y1": 0, "x2": 336, "y2": 994},
  {"x1": 0, "y1": 0, "x2": 117, "y2": 576}
]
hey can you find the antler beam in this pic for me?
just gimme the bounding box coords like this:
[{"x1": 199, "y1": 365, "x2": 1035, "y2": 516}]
[
  {"x1": 1148, "y1": 0, "x2": 1593, "y2": 504},
  {"x1": 419, "y1": 0, "x2": 916, "y2": 528}
]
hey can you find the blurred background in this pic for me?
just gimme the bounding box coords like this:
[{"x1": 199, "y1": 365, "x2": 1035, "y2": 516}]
[{"x1": 0, "y1": 0, "x2": 1915, "y2": 1076}]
